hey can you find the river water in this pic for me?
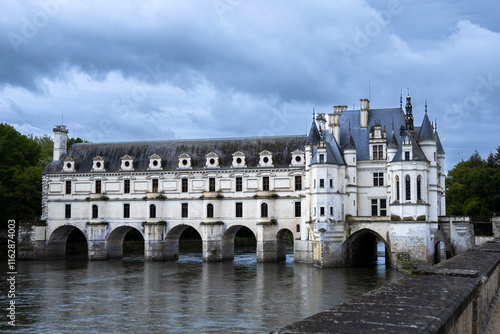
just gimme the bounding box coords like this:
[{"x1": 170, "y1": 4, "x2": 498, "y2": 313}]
[{"x1": 2, "y1": 248, "x2": 404, "y2": 333}]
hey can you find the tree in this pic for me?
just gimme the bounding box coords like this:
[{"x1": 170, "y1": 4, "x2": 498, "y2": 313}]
[
  {"x1": 0, "y1": 124, "x2": 41, "y2": 227},
  {"x1": 0, "y1": 124, "x2": 91, "y2": 229},
  {"x1": 446, "y1": 148, "x2": 500, "y2": 217}
]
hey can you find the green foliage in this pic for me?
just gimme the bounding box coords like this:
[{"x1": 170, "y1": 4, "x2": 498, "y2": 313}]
[
  {"x1": 446, "y1": 147, "x2": 500, "y2": 217},
  {"x1": 0, "y1": 123, "x2": 90, "y2": 229}
]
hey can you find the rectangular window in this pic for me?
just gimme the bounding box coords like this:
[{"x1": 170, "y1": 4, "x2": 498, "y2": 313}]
[
  {"x1": 65, "y1": 204, "x2": 71, "y2": 219},
  {"x1": 207, "y1": 204, "x2": 214, "y2": 218},
  {"x1": 373, "y1": 173, "x2": 384, "y2": 186},
  {"x1": 373, "y1": 145, "x2": 384, "y2": 160},
  {"x1": 124, "y1": 204, "x2": 130, "y2": 218},
  {"x1": 95, "y1": 180, "x2": 101, "y2": 194},
  {"x1": 417, "y1": 177, "x2": 422, "y2": 201},
  {"x1": 182, "y1": 203, "x2": 188, "y2": 218},
  {"x1": 371, "y1": 199, "x2": 378, "y2": 216},
  {"x1": 294, "y1": 202, "x2": 301, "y2": 217},
  {"x1": 330, "y1": 179, "x2": 333, "y2": 188},
  {"x1": 319, "y1": 179, "x2": 325, "y2": 188},
  {"x1": 319, "y1": 154, "x2": 325, "y2": 163},
  {"x1": 209, "y1": 177, "x2": 215, "y2": 192},
  {"x1": 296, "y1": 224, "x2": 300, "y2": 233},
  {"x1": 330, "y1": 207, "x2": 333, "y2": 216},
  {"x1": 181, "y1": 178, "x2": 188, "y2": 193},
  {"x1": 380, "y1": 199, "x2": 387, "y2": 216},
  {"x1": 152, "y1": 179, "x2": 159, "y2": 193},
  {"x1": 295, "y1": 176, "x2": 302, "y2": 191},
  {"x1": 236, "y1": 177, "x2": 242, "y2": 192},
  {"x1": 405, "y1": 176, "x2": 411, "y2": 201},
  {"x1": 263, "y1": 176, "x2": 270, "y2": 191},
  {"x1": 320, "y1": 207, "x2": 325, "y2": 216},
  {"x1": 405, "y1": 151, "x2": 410, "y2": 161},
  {"x1": 396, "y1": 179, "x2": 400, "y2": 201},
  {"x1": 314, "y1": 179, "x2": 316, "y2": 189},
  {"x1": 65, "y1": 180, "x2": 71, "y2": 194},
  {"x1": 124, "y1": 179, "x2": 130, "y2": 194},
  {"x1": 236, "y1": 202, "x2": 243, "y2": 217}
]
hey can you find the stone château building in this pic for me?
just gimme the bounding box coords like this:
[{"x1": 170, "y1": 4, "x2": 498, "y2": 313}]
[{"x1": 29, "y1": 93, "x2": 459, "y2": 268}]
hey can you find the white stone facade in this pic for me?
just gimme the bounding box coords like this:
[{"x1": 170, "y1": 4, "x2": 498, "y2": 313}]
[{"x1": 37, "y1": 94, "x2": 451, "y2": 268}]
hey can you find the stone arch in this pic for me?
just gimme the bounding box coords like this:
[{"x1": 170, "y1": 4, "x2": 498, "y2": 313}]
[
  {"x1": 46, "y1": 225, "x2": 87, "y2": 259},
  {"x1": 222, "y1": 225, "x2": 256, "y2": 261},
  {"x1": 344, "y1": 228, "x2": 391, "y2": 266},
  {"x1": 434, "y1": 240, "x2": 446, "y2": 264},
  {"x1": 107, "y1": 225, "x2": 144, "y2": 259},
  {"x1": 164, "y1": 224, "x2": 202, "y2": 261},
  {"x1": 276, "y1": 228, "x2": 293, "y2": 262}
]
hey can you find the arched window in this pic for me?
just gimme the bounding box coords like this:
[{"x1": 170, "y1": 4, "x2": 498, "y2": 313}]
[
  {"x1": 405, "y1": 175, "x2": 411, "y2": 201},
  {"x1": 261, "y1": 202, "x2": 268, "y2": 218},
  {"x1": 417, "y1": 175, "x2": 422, "y2": 201},
  {"x1": 92, "y1": 204, "x2": 98, "y2": 219},
  {"x1": 207, "y1": 203, "x2": 214, "y2": 218},
  {"x1": 150, "y1": 204, "x2": 156, "y2": 218},
  {"x1": 395, "y1": 176, "x2": 400, "y2": 201}
]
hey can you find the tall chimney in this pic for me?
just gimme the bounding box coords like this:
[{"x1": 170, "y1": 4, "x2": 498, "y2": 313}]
[
  {"x1": 53, "y1": 125, "x2": 68, "y2": 161},
  {"x1": 360, "y1": 99, "x2": 369, "y2": 128},
  {"x1": 330, "y1": 105, "x2": 344, "y2": 143}
]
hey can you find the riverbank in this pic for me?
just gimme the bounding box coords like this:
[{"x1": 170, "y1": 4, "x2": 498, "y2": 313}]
[{"x1": 275, "y1": 238, "x2": 500, "y2": 333}]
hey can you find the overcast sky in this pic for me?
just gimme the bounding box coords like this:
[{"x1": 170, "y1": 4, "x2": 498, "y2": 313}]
[{"x1": 1, "y1": 0, "x2": 499, "y2": 172}]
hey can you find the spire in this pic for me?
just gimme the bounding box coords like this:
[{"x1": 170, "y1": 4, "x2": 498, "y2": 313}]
[
  {"x1": 417, "y1": 110, "x2": 435, "y2": 141},
  {"x1": 306, "y1": 118, "x2": 320, "y2": 146},
  {"x1": 405, "y1": 90, "x2": 414, "y2": 133},
  {"x1": 425, "y1": 99, "x2": 428, "y2": 114},
  {"x1": 344, "y1": 120, "x2": 357, "y2": 150},
  {"x1": 400, "y1": 90, "x2": 403, "y2": 109}
]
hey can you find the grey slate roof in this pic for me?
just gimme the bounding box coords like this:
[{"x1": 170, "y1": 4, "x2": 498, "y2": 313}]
[
  {"x1": 43, "y1": 135, "x2": 306, "y2": 174},
  {"x1": 343, "y1": 130, "x2": 357, "y2": 150},
  {"x1": 305, "y1": 120, "x2": 320, "y2": 146},
  {"x1": 436, "y1": 131, "x2": 445, "y2": 154},
  {"x1": 310, "y1": 131, "x2": 346, "y2": 165},
  {"x1": 387, "y1": 131, "x2": 399, "y2": 149},
  {"x1": 391, "y1": 133, "x2": 429, "y2": 162},
  {"x1": 417, "y1": 113, "x2": 435, "y2": 141},
  {"x1": 338, "y1": 108, "x2": 406, "y2": 161}
]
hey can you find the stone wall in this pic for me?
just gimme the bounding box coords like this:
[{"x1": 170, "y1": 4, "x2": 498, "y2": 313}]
[{"x1": 275, "y1": 239, "x2": 500, "y2": 333}]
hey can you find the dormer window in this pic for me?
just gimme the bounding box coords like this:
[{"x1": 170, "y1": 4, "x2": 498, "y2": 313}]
[
  {"x1": 205, "y1": 152, "x2": 220, "y2": 168},
  {"x1": 92, "y1": 156, "x2": 106, "y2": 172},
  {"x1": 63, "y1": 157, "x2": 76, "y2": 172},
  {"x1": 372, "y1": 145, "x2": 385, "y2": 160},
  {"x1": 148, "y1": 154, "x2": 162, "y2": 170},
  {"x1": 232, "y1": 151, "x2": 246, "y2": 168},
  {"x1": 120, "y1": 155, "x2": 134, "y2": 171},
  {"x1": 290, "y1": 150, "x2": 305, "y2": 166},
  {"x1": 258, "y1": 150, "x2": 274, "y2": 167},
  {"x1": 319, "y1": 154, "x2": 325, "y2": 164},
  {"x1": 178, "y1": 153, "x2": 192, "y2": 169}
]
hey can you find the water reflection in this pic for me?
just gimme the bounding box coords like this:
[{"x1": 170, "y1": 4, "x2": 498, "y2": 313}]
[{"x1": 1, "y1": 250, "x2": 404, "y2": 333}]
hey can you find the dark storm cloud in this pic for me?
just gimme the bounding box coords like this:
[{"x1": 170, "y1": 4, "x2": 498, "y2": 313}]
[{"x1": 1, "y1": 0, "x2": 499, "y2": 171}]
